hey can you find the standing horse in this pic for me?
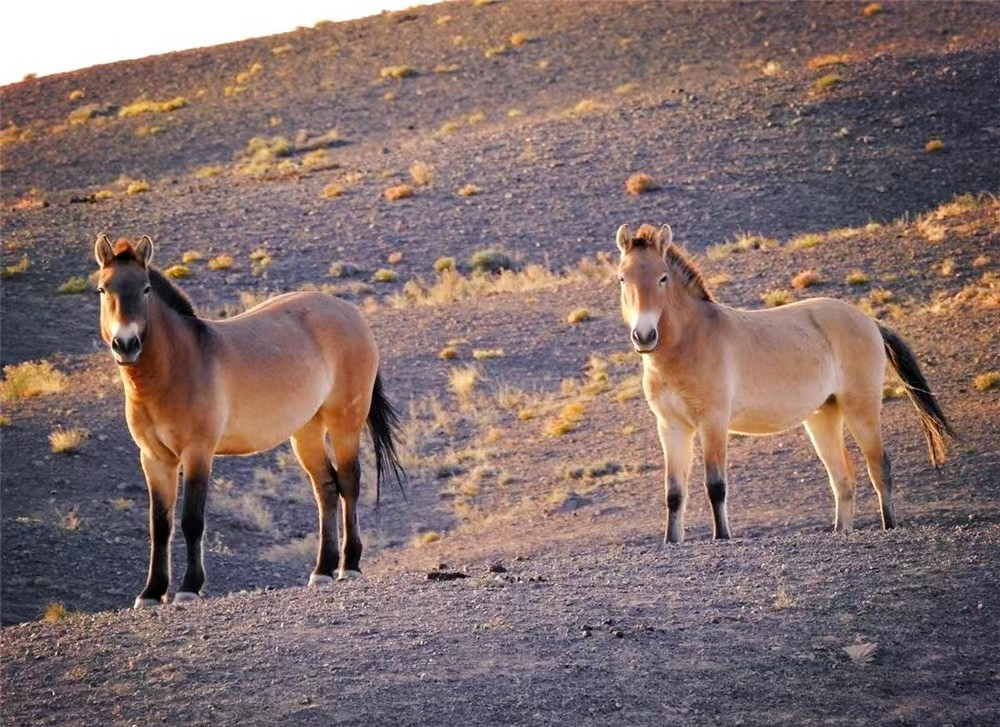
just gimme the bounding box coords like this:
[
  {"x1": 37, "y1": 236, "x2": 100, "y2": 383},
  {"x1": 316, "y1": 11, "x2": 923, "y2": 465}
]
[
  {"x1": 94, "y1": 235, "x2": 403, "y2": 607},
  {"x1": 615, "y1": 223, "x2": 955, "y2": 542}
]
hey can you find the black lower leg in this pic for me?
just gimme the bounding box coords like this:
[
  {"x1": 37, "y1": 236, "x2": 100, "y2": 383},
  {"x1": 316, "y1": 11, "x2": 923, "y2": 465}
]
[
  {"x1": 706, "y1": 476, "x2": 730, "y2": 540},
  {"x1": 340, "y1": 460, "x2": 363, "y2": 572},
  {"x1": 314, "y1": 463, "x2": 340, "y2": 577},
  {"x1": 141, "y1": 495, "x2": 173, "y2": 602},
  {"x1": 179, "y1": 476, "x2": 208, "y2": 594},
  {"x1": 665, "y1": 477, "x2": 685, "y2": 543}
]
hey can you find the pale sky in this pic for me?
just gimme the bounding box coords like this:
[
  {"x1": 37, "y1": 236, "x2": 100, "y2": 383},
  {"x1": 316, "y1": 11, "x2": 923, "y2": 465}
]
[{"x1": 1, "y1": 1, "x2": 433, "y2": 86}]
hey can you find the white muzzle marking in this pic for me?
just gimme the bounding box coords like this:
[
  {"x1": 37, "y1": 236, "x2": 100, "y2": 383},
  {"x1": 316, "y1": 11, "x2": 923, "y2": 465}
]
[{"x1": 630, "y1": 310, "x2": 660, "y2": 352}]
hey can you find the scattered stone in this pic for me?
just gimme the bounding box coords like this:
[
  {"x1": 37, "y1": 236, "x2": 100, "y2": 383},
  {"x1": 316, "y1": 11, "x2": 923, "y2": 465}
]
[{"x1": 426, "y1": 570, "x2": 467, "y2": 582}]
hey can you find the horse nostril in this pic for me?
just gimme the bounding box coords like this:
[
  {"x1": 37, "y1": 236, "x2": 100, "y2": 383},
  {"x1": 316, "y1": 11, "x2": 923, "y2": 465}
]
[{"x1": 632, "y1": 329, "x2": 657, "y2": 347}]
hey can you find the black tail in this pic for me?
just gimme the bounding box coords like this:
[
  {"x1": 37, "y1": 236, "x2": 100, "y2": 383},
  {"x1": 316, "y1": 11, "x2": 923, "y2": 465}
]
[
  {"x1": 879, "y1": 324, "x2": 957, "y2": 467},
  {"x1": 367, "y1": 372, "x2": 406, "y2": 506}
]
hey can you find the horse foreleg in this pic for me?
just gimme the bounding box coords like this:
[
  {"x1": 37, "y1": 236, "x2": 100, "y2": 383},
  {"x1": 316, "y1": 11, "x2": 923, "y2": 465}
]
[
  {"x1": 658, "y1": 420, "x2": 694, "y2": 544},
  {"x1": 700, "y1": 423, "x2": 731, "y2": 540},
  {"x1": 176, "y1": 450, "x2": 212, "y2": 602},
  {"x1": 136, "y1": 452, "x2": 179, "y2": 608}
]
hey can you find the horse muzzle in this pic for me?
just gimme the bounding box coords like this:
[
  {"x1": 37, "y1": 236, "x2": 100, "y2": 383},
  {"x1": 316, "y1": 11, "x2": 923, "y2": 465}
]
[
  {"x1": 631, "y1": 327, "x2": 659, "y2": 353},
  {"x1": 111, "y1": 334, "x2": 142, "y2": 365}
]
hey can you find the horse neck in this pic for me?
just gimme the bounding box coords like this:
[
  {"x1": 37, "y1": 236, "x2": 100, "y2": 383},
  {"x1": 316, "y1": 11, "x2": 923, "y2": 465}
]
[
  {"x1": 119, "y1": 297, "x2": 196, "y2": 397},
  {"x1": 656, "y1": 290, "x2": 716, "y2": 362}
]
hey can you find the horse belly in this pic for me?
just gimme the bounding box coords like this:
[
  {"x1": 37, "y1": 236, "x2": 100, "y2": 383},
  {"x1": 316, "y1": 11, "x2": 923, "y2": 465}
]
[
  {"x1": 729, "y1": 380, "x2": 832, "y2": 435},
  {"x1": 216, "y1": 378, "x2": 330, "y2": 455}
]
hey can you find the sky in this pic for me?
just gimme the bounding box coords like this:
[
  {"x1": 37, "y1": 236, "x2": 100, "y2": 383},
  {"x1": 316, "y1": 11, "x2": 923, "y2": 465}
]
[{"x1": 1, "y1": 1, "x2": 431, "y2": 86}]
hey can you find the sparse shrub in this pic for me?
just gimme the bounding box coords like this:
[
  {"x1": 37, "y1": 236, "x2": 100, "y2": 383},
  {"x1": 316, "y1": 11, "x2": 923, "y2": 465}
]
[
  {"x1": 625, "y1": 172, "x2": 657, "y2": 195},
  {"x1": 469, "y1": 249, "x2": 516, "y2": 274},
  {"x1": 788, "y1": 233, "x2": 825, "y2": 250},
  {"x1": 207, "y1": 255, "x2": 234, "y2": 271},
  {"x1": 322, "y1": 183, "x2": 345, "y2": 199},
  {"x1": 164, "y1": 265, "x2": 190, "y2": 279},
  {"x1": 973, "y1": 371, "x2": 1000, "y2": 392},
  {"x1": 50, "y1": 427, "x2": 87, "y2": 453},
  {"x1": 810, "y1": 74, "x2": 842, "y2": 92},
  {"x1": 372, "y1": 269, "x2": 398, "y2": 283},
  {"x1": 1, "y1": 360, "x2": 68, "y2": 400},
  {"x1": 457, "y1": 184, "x2": 480, "y2": 197},
  {"x1": 412, "y1": 531, "x2": 442, "y2": 547},
  {"x1": 67, "y1": 104, "x2": 113, "y2": 125},
  {"x1": 938, "y1": 258, "x2": 956, "y2": 277},
  {"x1": 449, "y1": 366, "x2": 479, "y2": 403},
  {"x1": 126, "y1": 180, "x2": 150, "y2": 195},
  {"x1": 438, "y1": 346, "x2": 459, "y2": 360},
  {"x1": 2, "y1": 255, "x2": 30, "y2": 276},
  {"x1": 384, "y1": 184, "x2": 413, "y2": 201},
  {"x1": 380, "y1": 65, "x2": 416, "y2": 79},
  {"x1": 566, "y1": 308, "x2": 592, "y2": 324},
  {"x1": 546, "y1": 401, "x2": 586, "y2": 437},
  {"x1": 845, "y1": 270, "x2": 870, "y2": 285},
  {"x1": 791, "y1": 269, "x2": 822, "y2": 289},
  {"x1": 118, "y1": 97, "x2": 187, "y2": 117},
  {"x1": 57, "y1": 277, "x2": 88, "y2": 294},
  {"x1": 708, "y1": 233, "x2": 778, "y2": 259},
  {"x1": 925, "y1": 139, "x2": 945, "y2": 153},
  {"x1": 762, "y1": 289, "x2": 793, "y2": 307},
  {"x1": 43, "y1": 603, "x2": 69, "y2": 623},
  {"x1": 410, "y1": 161, "x2": 433, "y2": 186},
  {"x1": 433, "y1": 256, "x2": 456, "y2": 273},
  {"x1": 472, "y1": 348, "x2": 505, "y2": 360}
]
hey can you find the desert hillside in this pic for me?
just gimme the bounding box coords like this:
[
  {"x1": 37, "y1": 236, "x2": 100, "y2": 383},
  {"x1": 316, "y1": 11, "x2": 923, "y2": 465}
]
[{"x1": 2, "y1": 2, "x2": 999, "y2": 726}]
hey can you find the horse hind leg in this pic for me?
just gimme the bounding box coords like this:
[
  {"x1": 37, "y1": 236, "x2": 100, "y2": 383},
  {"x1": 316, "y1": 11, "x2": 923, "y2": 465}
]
[
  {"x1": 843, "y1": 401, "x2": 896, "y2": 530},
  {"x1": 804, "y1": 403, "x2": 858, "y2": 533},
  {"x1": 291, "y1": 415, "x2": 340, "y2": 586},
  {"x1": 321, "y1": 408, "x2": 367, "y2": 580}
]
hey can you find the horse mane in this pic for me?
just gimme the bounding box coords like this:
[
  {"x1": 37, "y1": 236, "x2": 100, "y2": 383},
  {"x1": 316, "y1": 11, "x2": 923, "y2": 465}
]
[
  {"x1": 110, "y1": 240, "x2": 198, "y2": 318},
  {"x1": 631, "y1": 224, "x2": 715, "y2": 302}
]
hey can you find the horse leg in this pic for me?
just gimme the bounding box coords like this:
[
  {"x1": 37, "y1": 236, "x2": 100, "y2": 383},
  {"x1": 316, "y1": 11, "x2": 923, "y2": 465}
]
[
  {"x1": 176, "y1": 449, "x2": 212, "y2": 602},
  {"x1": 658, "y1": 419, "x2": 694, "y2": 544},
  {"x1": 804, "y1": 403, "x2": 857, "y2": 533},
  {"x1": 843, "y1": 402, "x2": 896, "y2": 530},
  {"x1": 136, "y1": 451, "x2": 179, "y2": 608},
  {"x1": 291, "y1": 416, "x2": 340, "y2": 586},
  {"x1": 331, "y1": 437, "x2": 363, "y2": 580},
  {"x1": 700, "y1": 422, "x2": 731, "y2": 540}
]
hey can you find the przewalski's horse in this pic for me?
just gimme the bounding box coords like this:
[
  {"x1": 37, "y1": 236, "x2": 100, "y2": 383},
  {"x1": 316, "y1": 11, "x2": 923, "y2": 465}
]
[
  {"x1": 615, "y1": 223, "x2": 955, "y2": 543},
  {"x1": 95, "y1": 235, "x2": 403, "y2": 607}
]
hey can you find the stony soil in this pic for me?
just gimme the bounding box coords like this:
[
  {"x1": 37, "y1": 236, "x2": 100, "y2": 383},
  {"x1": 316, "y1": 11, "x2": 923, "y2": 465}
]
[{"x1": 2, "y1": 1, "x2": 999, "y2": 725}]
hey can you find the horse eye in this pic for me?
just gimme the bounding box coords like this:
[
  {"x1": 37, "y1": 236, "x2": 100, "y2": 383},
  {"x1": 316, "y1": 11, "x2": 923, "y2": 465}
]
[
  {"x1": 97, "y1": 287, "x2": 106, "y2": 294},
  {"x1": 143, "y1": 285, "x2": 151, "y2": 295},
  {"x1": 618, "y1": 276, "x2": 625, "y2": 285},
  {"x1": 659, "y1": 274, "x2": 669, "y2": 286}
]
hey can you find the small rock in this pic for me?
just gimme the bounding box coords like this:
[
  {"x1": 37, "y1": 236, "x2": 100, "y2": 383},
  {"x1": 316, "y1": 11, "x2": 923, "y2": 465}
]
[
  {"x1": 487, "y1": 562, "x2": 507, "y2": 574},
  {"x1": 426, "y1": 570, "x2": 467, "y2": 582}
]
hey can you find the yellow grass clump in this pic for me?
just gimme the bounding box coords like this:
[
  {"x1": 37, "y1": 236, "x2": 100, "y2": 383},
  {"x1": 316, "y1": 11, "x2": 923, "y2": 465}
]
[
  {"x1": 509, "y1": 32, "x2": 533, "y2": 46},
  {"x1": 126, "y1": 180, "x2": 150, "y2": 195},
  {"x1": 50, "y1": 427, "x2": 88, "y2": 453},
  {"x1": 2, "y1": 255, "x2": 31, "y2": 277},
  {"x1": 862, "y1": 3, "x2": 883, "y2": 16},
  {"x1": 1, "y1": 361, "x2": 68, "y2": 400},
  {"x1": 791, "y1": 269, "x2": 822, "y2": 289},
  {"x1": 57, "y1": 277, "x2": 88, "y2": 294},
  {"x1": 625, "y1": 172, "x2": 657, "y2": 195},
  {"x1": 546, "y1": 401, "x2": 586, "y2": 437},
  {"x1": 372, "y1": 269, "x2": 398, "y2": 283},
  {"x1": 973, "y1": 371, "x2": 1000, "y2": 392},
  {"x1": 806, "y1": 54, "x2": 852, "y2": 71},
  {"x1": 164, "y1": 265, "x2": 190, "y2": 279},
  {"x1": 457, "y1": 184, "x2": 481, "y2": 197},
  {"x1": 762, "y1": 289, "x2": 794, "y2": 307},
  {"x1": 207, "y1": 255, "x2": 234, "y2": 271},
  {"x1": 119, "y1": 97, "x2": 187, "y2": 117},
  {"x1": 566, "y1": 308, "x2": 592, "y2": 324},
  {"x1": 449, "y1": 366, "x2": 479, "y2": 403},
  {"x1": 321, "y1": 183, "x2": 345, "y2": 199},
  {"x1": 384, "y1": 184, "x2": 414, "y2": 201},
  {"x1": 810, "y1": 74, "x2": 842, "y2": 93},
  {"x1": 43, "y1": 603, "x2": 70, "y2": 623},
  {"x1": 925, "y1": 139, "x2": 945, "y2": 153},
  {"x1": 181, "y1": 251, "x2": 203, "y2": 264},
  {"x1": 846, "y1": 270, "x2": 870, "y2": 285},
  {"x1": 380, "y1": 65, "x2": 416, "y2": 80}
]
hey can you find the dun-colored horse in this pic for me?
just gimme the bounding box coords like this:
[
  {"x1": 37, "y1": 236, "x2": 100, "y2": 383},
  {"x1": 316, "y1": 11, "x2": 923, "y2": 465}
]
[
  {"x1": 95, "y1": 235, "x2": 403, "y2": 607},
  {"x1": 615, "y1": 223, "x2": 955, "y2": 542}
]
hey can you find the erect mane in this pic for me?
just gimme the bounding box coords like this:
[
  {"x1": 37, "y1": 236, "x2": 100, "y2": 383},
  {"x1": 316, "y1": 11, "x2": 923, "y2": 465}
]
[
  {"x1": 631, "y1": 224, "x2": 714, "y2": 302},
  {"x1": 148, "y1": 267, "x2": 198, "y2": 318}
]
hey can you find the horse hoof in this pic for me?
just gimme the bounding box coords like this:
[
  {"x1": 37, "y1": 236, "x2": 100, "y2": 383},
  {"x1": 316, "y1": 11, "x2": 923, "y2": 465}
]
[
  {"x1": 133, "y1": 597, "x2": 161, "y2": 609},
  {"x1": 337, "y1": 570, "x2": 362, "y2": 582},
  {"x1": 173, "y1": 591, "x2": 201, "y2": 604},
  {"x1": 308, "y1": 574, "x2": 335, "y2": 588}
]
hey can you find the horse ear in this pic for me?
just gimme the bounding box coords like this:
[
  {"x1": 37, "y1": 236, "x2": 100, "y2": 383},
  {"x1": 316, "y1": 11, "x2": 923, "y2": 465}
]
[
  {"x1": 94, "y1": 234, "x2": 114, "y2": 267},
  {"x1": 656, "y1": 224, "x2": 673, "y2": 257},
  {"x1": 135, "y1": 236, "x2": 154, "y2": 267},
  {"x1": 615, "y1": 224, "x2": 632, "y2": 255}
]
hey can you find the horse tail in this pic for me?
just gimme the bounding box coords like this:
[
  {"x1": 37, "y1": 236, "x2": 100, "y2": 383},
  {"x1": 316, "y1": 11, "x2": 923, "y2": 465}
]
[
  {"x1": 878, "y1": 323, "x2": 957, "y2": 467},
  {"x1": 367, "y1": 371, "x2": 406, "y2": 506}
]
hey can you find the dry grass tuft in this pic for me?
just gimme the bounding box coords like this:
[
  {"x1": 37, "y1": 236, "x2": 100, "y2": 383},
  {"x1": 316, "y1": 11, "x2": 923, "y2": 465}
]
[
  {"x1": 321, "y1": 183, "x2": 345, "y2": 199},
  {"x1": 433, "y1": 257, "x2": 456, "y2": 273},
  {"x1": 457, "y1": 184, "x2": 481, "y2": 197},
  {"x1": 50, "y1": 427, "x2": 88, "y2": 453},
  {"x1": 372, "y1": 269, "x2": 398, "y2": 283},
  {"x1": 1, "y1": 360, "x2": 68, "y2": 400},
  {"x1": 791, "y1": 269, "x2": 822, "y2": 289},
  {"x1": 509, "y1": 32, "x2": 533, "y2": 46},
  {"x1": 566, "y1": 308, "x2": 592, "y2": 325},
  {"x1": 57, "y1": 277, "x2": 88, "y2": 294},
  {"x1": 845, "y1": 270, "x2": 870, "y2": 285},
  {"x1": 207, "y1": 255, "x2": 234, "y2": 271},
  {"x1": 546, "y1": 401, "x2": 586, "y2": 437},
  {"x1": 43, "y1": 602, "x2": 70, "y2": 623},
  {"x1": 126, "y1": 180, "x2": 150, "y2": 195},
  {"x1": 625, "y1": 172, "x2": 658, "y2": 195},
  {"x1": 380, "y1": 65, "x2": 416, "y2": 80},
  {"x1": 810, "y1": 74, "x2": 842, "y2": 93},
  {"x1": 181, "y1": 251, "x2": 203, "y2": 264},
  {"x1": 449, "y1": 366, "x2": 479, "y2": 403},
  {"x1": 261, "y1": 534, "x2": 317, "y2": 563},
  {"x1": 2, "y1": 255, "x2": 31, "y2": 277},
  {"x1": 844, "y1": 641, "x2": 878, "y2": 666},
  {"x1": 924, "y1": 139, "x2": 945, "y2": 153},
  {"x1": 384, "y1": 184, "x2": 414, "y2": 201},
  {"x1": 788, "y1": 233, "x2": 825, "y2": 250},
  {"x1": 469, "y1": 249, "x2": 515, "y2": 274},
  {"x1": 472, "y1": 348, "x2": 505, "y2": 360},
  {"x1": 409, "y1": 161, "x2": 433, "y2": 186},
  {"x1": 113, "y1": 497, "x2": 135, "y2": 511},
  {"x1": 438, "y1": 346, "x2": 459, "y2": 360},
  {"x1": 806, "y1": 54, "x2": 852, "y2": 71},
  {"x1": 434, "y1": 63, "x2": 461, "y2": 74},
  {"x1": 708, "y1": 233, "x2": 778, "y2": 259},
  {"x1": 973, "y1": 371, "x2": 1000, "y2": 392},
  {"x1": 567, "y1": 98, "x2": 601, "y2": 116},
  {"x1": 119, "y1": 97, "x2": 187, "y2": 117},
  {"x1": 762, "y1": 289, "x2": 794, "y2": 307},
  {"x1": 164, "y1": 265, "x2": 190, "y2": 279},
  {"x1": 411, "y1": 531, "x2": 442, "y2": 547},
  {"x1": 862, "y1": 2, "x2": 883, "y2": 16}
]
